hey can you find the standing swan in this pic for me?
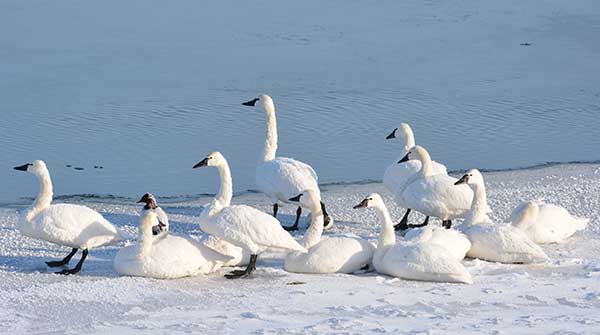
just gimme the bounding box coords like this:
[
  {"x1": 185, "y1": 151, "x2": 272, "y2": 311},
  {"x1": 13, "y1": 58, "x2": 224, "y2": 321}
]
[
  {"x1": 353, "y1": 193, "x2": 472, "y2": 284},
  {"x1": 193, "y1": 151, "x2": 307, "y2": 279},
  {"x1": 137, "y1": 193, "x2": 169, "y2": 235},
  {"x1": 384, "y1": 123, "x2": 447, "y2": 230},
  {"x1": 284, "y1": 190, "x2": 374, "y2": 274},
  {"x1": 114, "y1": 210, "x2": 231, "y2": 279},
  {"x1": 242, "y1": 94, "x2": 332, "y2": 231},
  {"x1": 14, "y1": 160, "x2": 124, "y2": 275},
  {"x1": 454, "y1": 169, "x2": 548, "y2": 264}
]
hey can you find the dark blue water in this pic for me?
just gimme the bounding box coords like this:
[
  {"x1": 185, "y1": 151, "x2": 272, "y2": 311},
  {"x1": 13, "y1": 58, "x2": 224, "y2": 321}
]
[{"x1": 2, "y1": 0, "x2": 600, "y2": 203}]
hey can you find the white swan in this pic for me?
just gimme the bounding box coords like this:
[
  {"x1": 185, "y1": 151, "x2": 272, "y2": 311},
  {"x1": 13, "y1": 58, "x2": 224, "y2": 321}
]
[
  {"x1": 242, "y1": 94, "x2": 333, "y2": 231},
  {"x1": 193, "y1": 151, "x2": 307, "y2": 279},
  {"x1": 510, "y1": 199, "x2": 588, "y2": 244},
  {"x1": 384, "y1": 123, "x2": 447, "y2": 230},
  {"x1": 403, "y1": 225, "x2": 471, "y2": 261},
  {"x1": 354, "y1": 193, "x2": 473, "y2": 284},
  {"x1": 399, "y1": 146, "x2": 479, "y2": 229},
  {"x1": 114, "y1": 210, "x2": 231, "y2": 279},
  {"x1": 137, "y1": 193, "x2": 169, "y2": 235},
  {"x1": 454, "y1": 169, "x2": 548, "y2": 264},
  {"x1": 14, "y1": 160, "x2": 124, "y2": 275},
  {"x1": 284, "y1": 190, "x2": 374, "y2": 274}
]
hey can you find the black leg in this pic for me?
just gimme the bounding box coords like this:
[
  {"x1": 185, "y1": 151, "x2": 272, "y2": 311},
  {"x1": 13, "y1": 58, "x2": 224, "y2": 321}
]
[
  {"x1": 225, "y1": 254, "x2": 257, "y2": 279},
  {"x1": 411, "y1": 216, "x2": 429, "y2": 228},
  {"x1": 57, "y1": 249, "x2": 88, "y2": 275},
  {"x1": 321, "y1": 201, "x2": 333, "y2": 228},
  {"x1": 273, "y1": 203, "x2": 279, "y2": 218},
  {"x1": 46, "y1": 248, "x2": 78, "y2": 267},
  {"x1": 284, "y1": 207, "x2": 302, "y2": 231},
  {"x1": 394, "y1": 209, "x2": 412, "y2": 231},
  {"x1": 442, "y1": 220, "x2": 452, "y2": 229}
]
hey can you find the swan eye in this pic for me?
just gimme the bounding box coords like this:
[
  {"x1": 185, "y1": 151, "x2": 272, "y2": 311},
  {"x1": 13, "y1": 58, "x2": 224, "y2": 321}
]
[{"x1": 368, "y1": 198, "x2": 373, "y2": 201}]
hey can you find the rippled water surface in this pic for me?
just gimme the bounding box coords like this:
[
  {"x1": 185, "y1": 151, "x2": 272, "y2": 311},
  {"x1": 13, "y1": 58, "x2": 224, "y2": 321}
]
[{"x1": 1, "y1": 0, "x2": 599, "y2": 203}]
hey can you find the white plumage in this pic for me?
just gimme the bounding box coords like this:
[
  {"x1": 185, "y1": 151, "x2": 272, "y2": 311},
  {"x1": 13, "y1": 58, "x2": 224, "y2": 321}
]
[{"x1": 403, "y1": 225, "x2": 471, "y2": 261}]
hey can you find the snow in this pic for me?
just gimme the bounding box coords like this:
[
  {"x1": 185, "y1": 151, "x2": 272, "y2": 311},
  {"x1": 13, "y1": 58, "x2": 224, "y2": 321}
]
[{"x1": 1, "y1": 163, "x2": 599, "y2": 334}]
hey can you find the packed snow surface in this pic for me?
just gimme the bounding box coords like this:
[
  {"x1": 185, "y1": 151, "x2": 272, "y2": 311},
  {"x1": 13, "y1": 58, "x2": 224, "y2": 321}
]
[{"x1": 1, "y1": 163, "x2": 599, "y2": 334}]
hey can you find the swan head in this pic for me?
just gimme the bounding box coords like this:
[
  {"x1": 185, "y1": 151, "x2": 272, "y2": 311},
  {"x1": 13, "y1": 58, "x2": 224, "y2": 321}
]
[
  {"x1": 353, "y1": 193, "x2": 385, "y2": 209},
  {"x1": 192, "y1": 151, "x2": 227, "y2": 169},
  {"x1": 454, "y1": 169, "x2": 484, "y2": 186},
  {"x1": 289, "y1": 189, "x2": 321, "y2": 210},
  {"x1": 242, "y1": 94, "x2": 274, "y2": 111},
  {"x1": 397, "y1": 145, "x2": 428, "y2": 164},
  {"x1": 137, "y1": 193, "x2": 158, "y2": 209},
  {"x1": 13, "y1": 160, "x2": 47, "y2": 175},
  {"x1": 386, "y1": 123, "x2": 413, "y2": 141}
]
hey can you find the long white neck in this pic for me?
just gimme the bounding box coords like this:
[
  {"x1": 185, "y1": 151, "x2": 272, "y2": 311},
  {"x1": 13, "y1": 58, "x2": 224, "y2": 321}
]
[
  {"x1": 373, "y1": 204, "x2": 396, "y2": 250},
  {"x1": 300, "y1": 203, "x2": 324, "y2": 249},
  {"x1": 403, "y1": 128, "x2": 416, "y2": 154},
  {"x1": 464, "y1": 182, "x2": 488, "y2": 225},
  {"x1": 27, "y1": 168, "x2": 53, "y2": 221},
  {"x1": 214, "y1": 161, "x2": 233, "y2": 209},
  {"x1": 418, "y1": 149, "x2": 434, "y2": 177},
  {"x1": 263, "y1": 102, "x2": 278, "y2": 162},
  {"x1": 137, "y1": 219, "x2": 154, "y2": 258}
]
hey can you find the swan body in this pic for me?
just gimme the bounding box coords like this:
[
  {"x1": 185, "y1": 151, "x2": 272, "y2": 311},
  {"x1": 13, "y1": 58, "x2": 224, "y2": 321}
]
[
  {"x1": 404, "y1": 225, "x2": 471, "y2": 261},
  {"x1": 355, "y1": 193, "x2": 472, "y2": 284},
  {"x1": 193, "y1": 152, "x2": 307, "y2": 278},
  {"x1": 200, "y1": 234, "x2": 251, "y2": 267},
  {"x1": 455, "y1": 169, "x2": 548, "y2": 264},
  {"x1": 243, "y1": 94, "x2": 332, "y2": 230},
  {"x1": 114, "y1": 211, "x2": 230, "y2": 279},
  {"x1": 510, "y1": 200, "x2": 588, "y2": 244},
  {"x1": 284, "y1": 190, "x2": 374, "y2": 274}
]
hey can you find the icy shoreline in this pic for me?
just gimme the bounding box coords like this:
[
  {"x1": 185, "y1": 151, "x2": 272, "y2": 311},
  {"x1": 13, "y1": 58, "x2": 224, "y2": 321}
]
[{"x1": 1, "y1": 163, "x2": 599, "y2": 334}]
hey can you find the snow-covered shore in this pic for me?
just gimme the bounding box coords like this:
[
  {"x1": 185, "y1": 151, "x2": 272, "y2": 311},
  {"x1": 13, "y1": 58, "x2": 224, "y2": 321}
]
[{"x1": 1, "y1": 163, "x2": 599, "y2": 334}]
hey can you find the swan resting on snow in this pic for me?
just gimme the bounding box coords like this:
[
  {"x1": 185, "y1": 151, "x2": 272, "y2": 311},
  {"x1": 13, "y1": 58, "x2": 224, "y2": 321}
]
[
  {"x1": 193, "y1": 151, "x2": 307, "y2": 279},
  {"x1": 137, "y1": 193, "x2": 169, "y2": 235},
  {"x1": 384, "y1": 123, "x2": 447, "y2": 230},
  {"x1": 114, "y1": 210, "x2": 231, "y2": 279},
  {"x1": 354, "y1": 193, "x2": 473, "y2": 284},
  {"x1": 454, "y1": 169, "x2": 548, "y2": 264},
  {"x1": 284, "y1": 189, "x2": 374, "y2": 274},
  {"x1": 403, "y1": 224, "x2": 471, "y2": 261},
  {"x1": 510, "y1": 199, "x2": 588, "y2": 244},
  {"x1": 242, "y1": 94, "x2": 333, "y2": 231},
  {"x1": 14, "y1": 160, "x2": 124, "y2": 275}
]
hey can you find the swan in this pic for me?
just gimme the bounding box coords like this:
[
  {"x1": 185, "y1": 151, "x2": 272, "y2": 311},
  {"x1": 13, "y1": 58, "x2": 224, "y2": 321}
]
[
  {"x1": 384, "y1": 123, "x2": 447, "y2": 230},
  {"x1": 137, "y1": 193, "x2": 169, "y2": 235},
  {"x1": 510, "y1": 199, "x2": 588, "y2": 244},
  {"x1": 454, "y1": 169, "x2": 548, "y2": 264},
  {"x1": 353, "y1": 193, "x2": 472, "y2": 284},
  {"x1": 14, "y1": 160, "x2": 124, "y2": 275},
  {"x1": 403, "y1": 225, "x2": 471, "y2": 261},
  {"x1": 242, "y1": 94, "x2": 333, "y2": 231},
  {"x1": 284, "y1": 190, "x2": 375, "y2": 274},
  {"x1": 193, "y1": 151, "x2": 307, "y2": 279},
  {"x1": 114, "y1": 210, "x2": 231, "y2": 279},
  {"x1": 399, "y1": 145, "x2": 479, "y2": 229}
]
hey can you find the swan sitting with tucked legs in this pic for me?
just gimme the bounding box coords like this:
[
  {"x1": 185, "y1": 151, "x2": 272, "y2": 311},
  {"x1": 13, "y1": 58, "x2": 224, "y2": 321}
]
[
  {"x1": 114, "y1": 209, "x2": 231, "y2": 279},
  {"x1": 354, "y1": 193, "x2": 472, "y2": 284},
  {"x1": 284, "y1": 190, "x2": 374, "y2": 274},
  {"x1": 454, "y1": 169, "x2": 548, "y2": 264},
  {"x1": 242, "y1": 94, "x2": 333, "y2": 231},
  {"x1": 137, "y1": 193, "x2": 169, "y2": 235},
  {"x1": 403, "y1": 225, "x2": 471, "y2": 261},
  {"x1": 384, "y1": 123, "x2": 447, "y2": 231},
  {"x1": 193, "y1": 151, "x2": 307, "y2": 279},
  {"x1": 14, "y1": 160, "x2": 124, "y2": 275},
  {"x1": 510, "y1": 199, "x2": 588, "y2": 244},
  {"x1": 399, "y1": 146, "x2": 479, "y2": 229}
]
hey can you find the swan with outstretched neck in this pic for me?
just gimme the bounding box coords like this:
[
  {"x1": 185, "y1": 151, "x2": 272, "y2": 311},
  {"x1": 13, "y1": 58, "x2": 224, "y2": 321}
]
[
  {"x1": 193, "y1": 151, "x2": 307, "y2": 279},
  {"x1": 354, "y1": 193, "x2": 473, "y2": 284},
  {"x1": 242, "y1": 94, "x2": 333, "y2": 231},
  {"x1": 384, "y1": 123, "x2": 448, "y2": 230},
  {"x1": 14, "y1": 160, "x2": 124, "y2": 275},
  {"x1": 284, "y1": 189, "x2": 374, "y2": 274},
  {"x1": 454, "y1": 169, "x2": 548, "y2": 264}
]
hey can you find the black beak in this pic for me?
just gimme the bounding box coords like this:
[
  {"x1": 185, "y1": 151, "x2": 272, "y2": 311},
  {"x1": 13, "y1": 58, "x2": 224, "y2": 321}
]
[
  {"x1": 14, "y1": 163, "x2": 29, "y2": 171},
  {"x1": 353, "y1": 198, "x2": 369, "y2": 209},
  {"x1": 397, "y1": 153, "x2": 410, "y2": 164},
  {"x1": 137, "y1": 193, "x2": 150, "y2": 203},
  {"x1": 289, "y1": 194, "x2": 303, "y2": 202},
  {"x1": 386, "y1": 128, "x2": 397, "y2": 140},
  {"x1": 242, "y1": 98, "x2": 259, "y2": 106},
  {"x1": 193, "y1": 158, "x2": 209, "y2": 169},
  {"x1": 454, "y1": 174, "x2": 469, "y2": 186}
]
